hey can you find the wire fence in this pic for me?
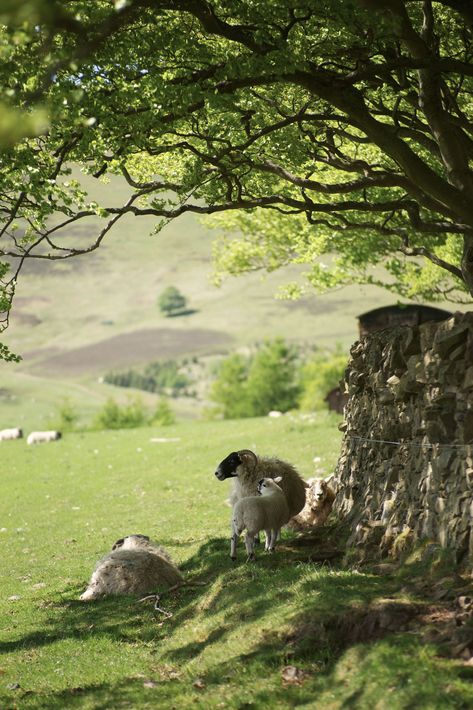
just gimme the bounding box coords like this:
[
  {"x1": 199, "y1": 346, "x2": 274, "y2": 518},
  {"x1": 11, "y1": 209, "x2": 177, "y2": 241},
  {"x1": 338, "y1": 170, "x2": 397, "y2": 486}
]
[{"x1": 347, "y1": 434, "x2": 472, "y2": 450}]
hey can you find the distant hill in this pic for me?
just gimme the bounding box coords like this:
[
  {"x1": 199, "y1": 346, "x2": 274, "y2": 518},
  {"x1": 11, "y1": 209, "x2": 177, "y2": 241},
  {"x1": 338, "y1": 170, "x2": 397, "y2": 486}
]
[{"x1": 1, "y1": 169, "x2": 462, "y2": 428}]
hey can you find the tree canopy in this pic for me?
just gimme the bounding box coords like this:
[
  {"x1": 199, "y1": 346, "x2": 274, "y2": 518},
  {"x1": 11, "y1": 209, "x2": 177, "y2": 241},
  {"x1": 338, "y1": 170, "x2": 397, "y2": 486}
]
[{"x1": 1, "y1": 0, "x2": 473, "y2": 357}]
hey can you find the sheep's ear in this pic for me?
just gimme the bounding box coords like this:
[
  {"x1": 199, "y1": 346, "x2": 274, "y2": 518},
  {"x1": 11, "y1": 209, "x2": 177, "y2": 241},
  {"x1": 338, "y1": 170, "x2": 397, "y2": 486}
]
[
  {"x1": 239, "y1": 449, "x2": 258, "y2": 468},
  {"x1": 274, "y1": 476, "x2": 282, "y2": 483}
]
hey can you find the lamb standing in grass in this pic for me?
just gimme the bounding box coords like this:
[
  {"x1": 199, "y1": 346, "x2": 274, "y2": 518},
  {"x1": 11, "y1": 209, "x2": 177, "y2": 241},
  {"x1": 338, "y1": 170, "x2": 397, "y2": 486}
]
[
  {"x1": 0, "y1": 427, "x2": 23, "y2": 441},
  {"x1": 232, "y1": 477, "x2": 290, "y2": 561},
  {"x1": 80, "y1": 534, "x2": 183, "y2": 600},
  {"x1": 27, "y1": 430, "x2": 62, "y2": 445},
  {"x1": 215, "y1": 449, "x2": 307, "y2": 556}
]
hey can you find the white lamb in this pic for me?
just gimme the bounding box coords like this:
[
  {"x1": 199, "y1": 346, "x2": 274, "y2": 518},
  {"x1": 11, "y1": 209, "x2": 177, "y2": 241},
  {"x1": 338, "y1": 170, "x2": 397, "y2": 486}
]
[
  {"x1": 27, "y1": 430, "x2": 62, "y2": 445},
  {"x1": 231, "y1": 477, "x2": 290, "y2": 561},
  {"x1": 80, "y1": 534, "x2": 183, "y2": 601},
  {"x1": 215, "y1": 448, "x2": 307, "y2": 556},
  {"x1": 0, "y1": 427, "x2": 23, "y2": 441}
]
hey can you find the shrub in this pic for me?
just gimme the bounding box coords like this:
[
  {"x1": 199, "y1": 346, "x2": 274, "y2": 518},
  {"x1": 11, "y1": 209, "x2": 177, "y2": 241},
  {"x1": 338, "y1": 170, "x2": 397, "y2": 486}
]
[
  {"x1": 158, "y1": 286, "x2": 187, "y2": 316},
  {"x1": 94, "y1": 397, "x2": 149, "y2": 430},
  {"x1": 54, "y1": 398, "x2": 79, "y2": 432},
  {"x1": 151, "y1": 398, "x2": 176, "y2": 426},
  {"x1": 210, "y1": 339, "x2": 300, "y2": 419},
  {"x1": 299, "y1": 349, "x2": 348, "y2": 411}
]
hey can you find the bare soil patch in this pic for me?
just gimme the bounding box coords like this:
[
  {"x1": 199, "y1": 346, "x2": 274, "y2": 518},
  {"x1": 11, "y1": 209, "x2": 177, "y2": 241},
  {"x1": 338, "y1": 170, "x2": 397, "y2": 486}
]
[{"x1": 25, "y1": 327, "x2": 233, "y2": 375}]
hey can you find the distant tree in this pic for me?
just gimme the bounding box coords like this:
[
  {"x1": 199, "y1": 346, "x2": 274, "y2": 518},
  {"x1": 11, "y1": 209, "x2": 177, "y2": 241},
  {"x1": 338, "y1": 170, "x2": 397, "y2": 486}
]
[
  {"x1": 158, "y1": 287, "x2": 187, "y2": 317},
  {"x1": 299, "y1": 351, "x2": 348, "y2": 411},
  {"x1": 210, "y1": 340, "x2": 300, "y2": 419},
  {"x1": 246, "y1": 339, "x2": 300, "y2": 416}
]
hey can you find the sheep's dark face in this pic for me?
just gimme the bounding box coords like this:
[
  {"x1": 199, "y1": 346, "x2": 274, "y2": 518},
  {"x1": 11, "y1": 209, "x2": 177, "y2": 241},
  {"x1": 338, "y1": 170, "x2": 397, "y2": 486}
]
[
  {"x1": 215, "y1": 451, "x2": 242, "y2": 480},
  {"x1": 112, "y1": 534, "x2": 150, "y2": 550}
]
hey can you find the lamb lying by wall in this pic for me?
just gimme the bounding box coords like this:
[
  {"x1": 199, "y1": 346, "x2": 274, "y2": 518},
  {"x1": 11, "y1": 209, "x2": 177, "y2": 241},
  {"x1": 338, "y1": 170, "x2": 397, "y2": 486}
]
[
  {"x1": 288, "y1": 476, "x2": 336, "y2": 531},
  {"x1": 232, "y1": 477, "x2": 290, "y2": 561},
  {"x1": 0, "y1": 427, "x2": 23, "y2": 441},
  {"x1": 26, "y1": 430, "x2": 62, "y2": 445},
  {"x1": 80, "y1": 534, "x2": 183, "y2": 600}
]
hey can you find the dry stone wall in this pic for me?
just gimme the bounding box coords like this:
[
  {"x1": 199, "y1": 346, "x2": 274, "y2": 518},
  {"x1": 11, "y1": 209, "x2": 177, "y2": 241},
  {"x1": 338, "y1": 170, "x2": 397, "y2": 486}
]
[{"x1": 334, "y1": 312, "x2": 473, "y2": 568}]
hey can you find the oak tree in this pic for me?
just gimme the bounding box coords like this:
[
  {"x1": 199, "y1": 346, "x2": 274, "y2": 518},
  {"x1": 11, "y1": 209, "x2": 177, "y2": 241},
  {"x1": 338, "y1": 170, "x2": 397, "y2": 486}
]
[{"x1": 1, "y1": 0, "x2": 473, "y2": 359}]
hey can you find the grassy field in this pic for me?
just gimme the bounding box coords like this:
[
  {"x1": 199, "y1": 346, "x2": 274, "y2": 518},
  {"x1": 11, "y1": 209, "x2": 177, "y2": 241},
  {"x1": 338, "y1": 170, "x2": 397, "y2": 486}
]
[{"x1": 1, "y1": 415, "x2": 472, "y2": 710}]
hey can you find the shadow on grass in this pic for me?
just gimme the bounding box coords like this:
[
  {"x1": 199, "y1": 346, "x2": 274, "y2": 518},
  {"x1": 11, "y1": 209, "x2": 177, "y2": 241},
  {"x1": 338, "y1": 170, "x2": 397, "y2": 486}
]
[
  {"x1": 164, "y1": 308, "x2": 198, "y2": 318},
  {"x1": 2, "y1": 532, "x2": 472, "y2": 709}
]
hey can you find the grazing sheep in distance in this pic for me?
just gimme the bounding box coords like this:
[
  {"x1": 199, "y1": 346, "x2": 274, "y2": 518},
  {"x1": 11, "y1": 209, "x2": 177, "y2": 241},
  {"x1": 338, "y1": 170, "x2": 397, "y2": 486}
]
[
  {"x1": 215, "y1": 449, "x2": 307, "y2": 556},
  {"x1": 232, "y1": 476, "x2": 290, "y2": 561},
  {"x1": 0, "y1": 427, "x2": 23, "y2": 441},
  {"x1": 26, "y1": 430, "x2": 62, "y2": 445},
  {"x1": 288, "y1": 476, "x2": 336, "y2": 531},
  {"x1": 80, "y1": 534, "x2": 183, "y2": 601}
]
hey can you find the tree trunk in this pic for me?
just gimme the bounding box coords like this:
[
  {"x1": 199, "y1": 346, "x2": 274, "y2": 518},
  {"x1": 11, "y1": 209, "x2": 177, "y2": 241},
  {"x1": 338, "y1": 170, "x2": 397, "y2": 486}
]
[
  {"x1": 334, "y1": 313, "x2": 473, "y2": 569},
  {"x1": 462, "y1": 232, "x2": 473, "y2": 297}
]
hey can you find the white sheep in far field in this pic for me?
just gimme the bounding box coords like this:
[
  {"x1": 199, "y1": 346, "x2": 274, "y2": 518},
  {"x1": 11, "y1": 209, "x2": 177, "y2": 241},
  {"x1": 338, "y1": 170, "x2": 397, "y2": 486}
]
[
  {"x1": 80, "y1": 534, "x2": 183, "y2": 601},
  {"x1": 231, "y1": 477, "x2": 290, "y2": 561},
  {"x1": 26, "y1": 430, "x2": 62, "y2": 445},
  {"x1": 0, "y1": 428, "x2": 23, "y2": 441}
]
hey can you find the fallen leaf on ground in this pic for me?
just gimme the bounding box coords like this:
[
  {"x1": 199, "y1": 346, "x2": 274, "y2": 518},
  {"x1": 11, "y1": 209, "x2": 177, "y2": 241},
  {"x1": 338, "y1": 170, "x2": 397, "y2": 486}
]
[
  {"x1": 281, "y1": 665, "x2": 306, "y2": 685},
  {"x1": 193, "y1": 678, "x2": 206, "y2": 689}
]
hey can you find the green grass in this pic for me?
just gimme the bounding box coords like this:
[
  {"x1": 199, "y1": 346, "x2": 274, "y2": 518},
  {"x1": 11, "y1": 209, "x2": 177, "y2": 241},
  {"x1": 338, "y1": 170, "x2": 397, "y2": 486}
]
[{"x1": 1, "y1": 414, "x2": 472, "y2": 709}]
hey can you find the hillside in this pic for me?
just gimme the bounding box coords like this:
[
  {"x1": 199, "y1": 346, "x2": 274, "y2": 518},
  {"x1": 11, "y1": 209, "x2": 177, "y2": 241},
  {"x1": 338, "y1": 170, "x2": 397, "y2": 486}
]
[{"x1": 1, "y1": 169, "x2": 463, "y2": 428}]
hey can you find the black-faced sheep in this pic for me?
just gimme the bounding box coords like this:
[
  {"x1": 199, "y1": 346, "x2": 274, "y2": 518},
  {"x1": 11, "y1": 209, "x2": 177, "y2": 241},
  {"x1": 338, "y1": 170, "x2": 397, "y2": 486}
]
[
  {"x1": 215, "y1": 449, "x2": 307, "y2": 556},
  {"x1": 27, "y1": 430, "x2": 62, "y2": 445},
  {"x1": 288, "y1": 476, "x2": 336, "y2": 530},
  {"x1": 80, "y1": 534, "x2": 183, "y2": 600},
  {"x1": 232, "y1": 476, "x2": 290, "y2": 561},
  {"x1": 0, "y1": 427, "x2": 23, "y2": 441}
]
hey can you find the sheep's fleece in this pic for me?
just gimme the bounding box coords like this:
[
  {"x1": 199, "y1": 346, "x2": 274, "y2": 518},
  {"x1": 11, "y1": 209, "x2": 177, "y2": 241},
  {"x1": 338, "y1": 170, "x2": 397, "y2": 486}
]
[
  {"x1": 80, "y1": 534, "x2": 182, "y2": 600},
  {"x1": 232, "y1": 476, "x2": 290, "y2": 559}
]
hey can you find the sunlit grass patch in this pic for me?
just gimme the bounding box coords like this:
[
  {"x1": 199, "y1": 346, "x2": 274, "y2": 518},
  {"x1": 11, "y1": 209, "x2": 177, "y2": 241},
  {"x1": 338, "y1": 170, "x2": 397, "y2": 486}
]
[{"x1": 0, "y1": 416, "x2": 471, "y2": 709}]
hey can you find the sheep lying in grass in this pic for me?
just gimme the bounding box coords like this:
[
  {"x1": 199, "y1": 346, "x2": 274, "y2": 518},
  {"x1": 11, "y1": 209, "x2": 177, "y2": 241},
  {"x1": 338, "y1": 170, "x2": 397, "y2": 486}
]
[
  {"x1": 288, "y1": 476, "x2": 336, "y2": 531},
  {"x1": 232, "y1": 477, "x2": 290, "y2": 561},
  {"x1": 0, "y1": 427, "x2": 23, "y2": 441},
  {"x1": 27, "y1": 430, "x2": 62, "y2": 445},
  {"x1": 80, "y1": 534, "x2": 183, "y2": 600},
  {"x1": 215, "y1": 449, "x2": 307, "y2": 556}
]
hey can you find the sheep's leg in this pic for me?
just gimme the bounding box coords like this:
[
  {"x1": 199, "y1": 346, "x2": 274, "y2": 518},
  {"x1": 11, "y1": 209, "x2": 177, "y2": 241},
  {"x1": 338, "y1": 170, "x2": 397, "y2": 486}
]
[
  {"x1": 254, "y1": 532, "x2": 261, "y2": 545},
  {"x1": 230, "y1": 520, "x2": 239, "y2": 561},
  {"x1": 264, "y1": 530, "x2": 271, "y2": 551},
  {"x1": 268, "y1": 528, "x2": 279, "y2": 552},
  {"x1": 244, "y1": 532, "x2": 256, "y2": 562}
]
